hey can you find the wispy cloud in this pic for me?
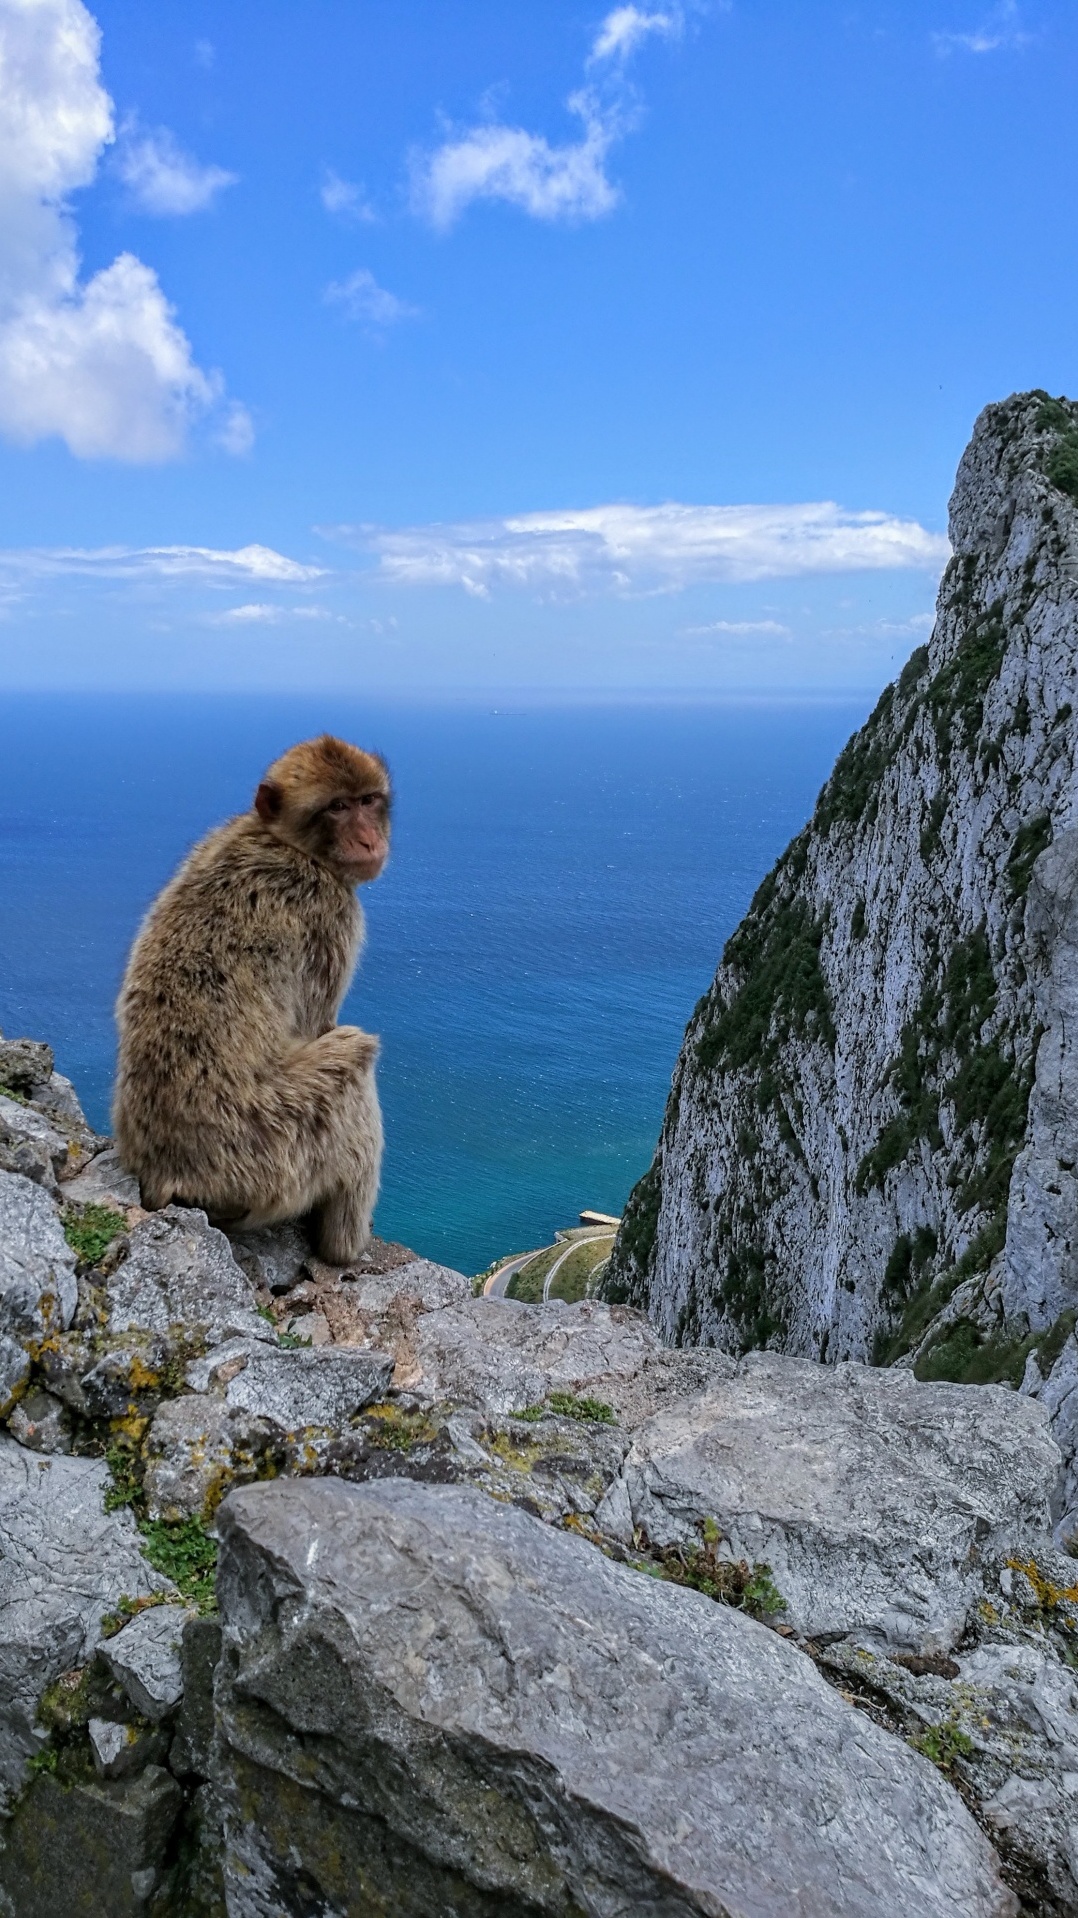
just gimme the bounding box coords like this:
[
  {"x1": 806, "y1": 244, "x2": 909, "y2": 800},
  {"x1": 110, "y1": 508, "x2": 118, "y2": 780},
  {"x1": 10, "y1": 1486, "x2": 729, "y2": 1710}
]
[
  {"x1": 346, "y1": 503, "x2": 950, "y2": 598},
  {"x1": 320, "y1": 169, "x2": 376, "y2": 222},
  {"x1": 325, "y1": 269, "x2": 420, "y2": 331},
  {"x1": 0, "y1": 0, "x2": 245, "y2": 461},
  {"x1": 206, "y1": 602, "x2": 337, "y2": 625},
  {"x1": 410, "y1": 2, "x2": 683, "y2": 229},
  {"x1": 0, "y1": 543, "x2": 324, "y2": 583},
  {"x1": 117, "y1": 123, "x2": 237, "y2": 215},
  {"x1": 411, "y1": 91, "x2": 621, "y2": 229},
  {"x1": 685, "y1": 618, "x2": 792, "y2": 636},
  {"x1": 933, "y1": 1, "x2": 1030, "y2": 54},
  {"x1": 588, "y1": 6, "x2": 682, "y2": 64}
]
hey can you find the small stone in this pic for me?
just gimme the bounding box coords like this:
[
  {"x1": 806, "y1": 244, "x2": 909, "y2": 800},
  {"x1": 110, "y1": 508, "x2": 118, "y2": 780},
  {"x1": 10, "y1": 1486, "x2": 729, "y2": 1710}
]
[
  {"x1": 284, "y1": 1310, "x2": 331, "y2": 1346},
  {"x1": 169, "y1": 1617, "x2": 222, "y2": 1779},
  {"x1": 61, "y1": 1147, "x2": 141, "y2": 1209},
  {"x1": 220, "y1": 1343, "x2": 393, "y2": 1428},
  {"x1": 0, "y1": 1170, "x2": 78, "y2": 1355},
  {"x1": 227, "y1": 1220, "x2": 311, "y2": 1295},
  {"x1": 7, "y1": 1388, "x2": 71, "y2": 1454},
  {"x1": 143, "y1": 1394, "x2": 283, "y2": 1523},
  {"x1": 0, "y1": 1765, "x2": 183, "y2": 1918},
  {"x1": 88, "y1": 1716, "x2": 166, "y2": 1781},
  {"x1": 0, "y1": 1038, "x2": 53, "y2": 1095},
  {"x1": 105, "y1": 1207, "x2": 274, "y2": 1349},
  {"x1": 99, "y1": 1606, "x2": 190, "y2": 1722}
]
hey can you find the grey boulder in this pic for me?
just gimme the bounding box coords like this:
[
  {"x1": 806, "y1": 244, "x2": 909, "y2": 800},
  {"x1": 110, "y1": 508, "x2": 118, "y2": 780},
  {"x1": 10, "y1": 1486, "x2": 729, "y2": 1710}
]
[
  {"x1": 61, "y1": 1146, "x2": 141, "y2": 1209},
  {"x1": 196, "y1": 1339, "x2": 392, "y2": 1429},
  {"x1": 142, "y1": 1392, "x2": 283, "y2": 1522},
  {"x1": 0, "y1": 1764, "x2": 183, "y2": 1918},
  {"x1": 0, "y1": 1172, "x2": 77, "y2": 1413},
  {"x1": 595, "y1": 1352, "x2": 1059, "y2": 1649},
  {"x1": 414, "y1": 1296, "x2": 719, "y2": 1420},
  {"x1": 212, "y1": 1475, "x2": 1016, "y2": 1918},
  {"x1": 0, "y1": 1435, "x2": 169, "y2": 1802},
  {"x1": 105, "y1": 1206, "x2": 274, "y2": 1348},
  {"x1": 99, "y1": 1605, "x2": 191, "y2": 1721}
]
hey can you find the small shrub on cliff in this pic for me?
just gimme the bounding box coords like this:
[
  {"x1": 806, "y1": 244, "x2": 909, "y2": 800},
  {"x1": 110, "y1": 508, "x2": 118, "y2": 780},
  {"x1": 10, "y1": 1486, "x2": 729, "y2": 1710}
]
[
  {"x1": 61, "y1": 1202, "x2": 126, "y2": 1267},
  {"x1": 911, "y1": 1718, "x2": 973, "y2": 1772},
  {"x1": 643, "y1": 1520, "x2": 785, "y2": 1621}
]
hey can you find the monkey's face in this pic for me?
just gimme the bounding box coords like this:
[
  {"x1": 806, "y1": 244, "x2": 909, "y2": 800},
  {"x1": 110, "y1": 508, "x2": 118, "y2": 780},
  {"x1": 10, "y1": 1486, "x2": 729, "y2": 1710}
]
[
  {"x1": 254, "y1": 737, "x2": 392, "y2": 886},
  {"x1": 319, "y1": 787, "x2": 391, "y2": 882}
]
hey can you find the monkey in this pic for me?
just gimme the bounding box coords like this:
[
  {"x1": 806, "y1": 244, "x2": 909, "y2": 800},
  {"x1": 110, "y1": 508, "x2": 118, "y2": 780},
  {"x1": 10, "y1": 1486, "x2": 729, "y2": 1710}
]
[{"x1": 113, "y1": 734, "x2": 391, "y2": 1264}]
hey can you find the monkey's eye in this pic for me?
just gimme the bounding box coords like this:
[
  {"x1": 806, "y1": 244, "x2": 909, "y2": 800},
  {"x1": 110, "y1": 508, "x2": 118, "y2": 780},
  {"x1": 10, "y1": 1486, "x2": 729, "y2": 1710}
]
[{"x1": 325, "y1": 798, "x2": 350, "y2": 814}]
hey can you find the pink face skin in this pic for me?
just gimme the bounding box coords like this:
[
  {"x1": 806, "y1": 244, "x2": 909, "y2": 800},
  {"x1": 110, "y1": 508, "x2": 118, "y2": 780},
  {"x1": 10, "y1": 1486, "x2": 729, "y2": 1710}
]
[{"x1": 323, "y1": 791, "x2": 390, "y2": 882}]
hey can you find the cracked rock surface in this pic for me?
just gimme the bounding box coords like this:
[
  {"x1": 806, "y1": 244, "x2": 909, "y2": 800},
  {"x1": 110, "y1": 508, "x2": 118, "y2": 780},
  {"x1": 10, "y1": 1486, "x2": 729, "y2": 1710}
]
[{"x1": 210, "y1": 1476, "x2": 1018, "y2": 1918}]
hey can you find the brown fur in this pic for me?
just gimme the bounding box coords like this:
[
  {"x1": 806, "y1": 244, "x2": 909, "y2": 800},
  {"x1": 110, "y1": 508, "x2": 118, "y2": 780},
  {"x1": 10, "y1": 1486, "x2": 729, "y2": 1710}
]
[{"x1": 113, "y1": 735, "x2": 391, "y2": 1262}]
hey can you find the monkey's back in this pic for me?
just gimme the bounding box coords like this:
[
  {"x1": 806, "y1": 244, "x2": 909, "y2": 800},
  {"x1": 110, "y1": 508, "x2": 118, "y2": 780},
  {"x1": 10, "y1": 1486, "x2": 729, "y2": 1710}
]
[{"x1": 113, "y1": 815, "x2": 362, "y2": 1203}]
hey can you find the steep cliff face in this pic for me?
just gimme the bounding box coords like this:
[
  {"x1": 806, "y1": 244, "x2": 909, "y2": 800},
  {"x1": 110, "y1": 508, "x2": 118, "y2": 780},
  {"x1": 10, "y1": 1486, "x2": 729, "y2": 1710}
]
[{"x1": 606, "y1": 391, "x2": 1078, "y2": 1414}]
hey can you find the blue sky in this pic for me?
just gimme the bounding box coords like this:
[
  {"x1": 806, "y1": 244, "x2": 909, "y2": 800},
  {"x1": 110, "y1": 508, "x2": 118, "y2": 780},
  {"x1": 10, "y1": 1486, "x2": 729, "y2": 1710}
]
[{"x1": 0, "y1": 0, "x2": 1074, "y2": 695}]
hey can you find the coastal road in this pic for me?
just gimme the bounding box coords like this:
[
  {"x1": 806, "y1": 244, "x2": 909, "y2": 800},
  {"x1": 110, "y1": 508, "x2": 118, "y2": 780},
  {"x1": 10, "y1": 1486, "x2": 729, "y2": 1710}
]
[
  {"x1": 483, "y1": 1252, "x2": 543, "y2": 1299},
  {"x1": 541, "y1": 1233, "x2": 615, "y2": 1301}
]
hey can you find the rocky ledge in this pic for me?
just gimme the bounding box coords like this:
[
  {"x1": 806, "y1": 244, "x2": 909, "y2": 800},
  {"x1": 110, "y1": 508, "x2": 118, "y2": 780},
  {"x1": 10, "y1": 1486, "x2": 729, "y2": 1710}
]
[{"x1": 1, "y1": 1034, "x2": 1078, "y2": 1914}]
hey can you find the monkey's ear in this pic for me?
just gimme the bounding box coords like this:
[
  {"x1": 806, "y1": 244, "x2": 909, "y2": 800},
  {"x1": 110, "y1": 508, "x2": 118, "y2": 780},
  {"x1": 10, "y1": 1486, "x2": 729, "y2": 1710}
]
[{"x1": 255, "y1": 781, "x2": 283, "y2": 823}]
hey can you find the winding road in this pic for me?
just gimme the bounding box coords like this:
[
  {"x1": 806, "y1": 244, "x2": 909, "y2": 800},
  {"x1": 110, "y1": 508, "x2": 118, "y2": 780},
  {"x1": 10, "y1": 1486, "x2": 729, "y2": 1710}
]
[{"x1": 482, "y1": 1235, "x2": 615, "y2": 1302}]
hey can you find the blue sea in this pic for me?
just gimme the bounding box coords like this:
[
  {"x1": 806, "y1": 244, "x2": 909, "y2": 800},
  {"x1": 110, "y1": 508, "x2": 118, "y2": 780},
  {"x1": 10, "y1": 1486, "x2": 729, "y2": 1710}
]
[{"x1": 0, "y1": 695, "x2": 868, "y2": 1274}]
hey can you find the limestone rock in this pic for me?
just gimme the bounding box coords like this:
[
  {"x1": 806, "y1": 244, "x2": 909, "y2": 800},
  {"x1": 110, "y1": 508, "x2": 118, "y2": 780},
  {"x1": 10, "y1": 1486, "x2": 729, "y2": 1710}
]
[
  {"x1": 142, "y1": 1393, "x2": 283, "y2": 1522},
  {"x1": 88, "y1": 1715, "x2": 168, "y2": 1782},
  {"x1": 1005, "y1": 826, "x2": 1078, "y2": 1330},
  {"x1": 105, "y1": 1207, "x2": 273, "y2": 1349},
  {"x1": 99, "y1": 1606, "x2": 191, "y2": 1721},
  {"x1": 61, "y1": 1147, "x2": 141, "y2": 1209},
  {"x1": 413, "y1": 1295, "x2": 723, "y2": 1420},
  {"x1": 6, "y1": 1387, "x2": 71, "y2": 1454},
  {"x1": 0, "y1": 1038, "x2": 54, "y2": 1095},
  {"x1": 0, "y1": 1764, "x2": 183, "y2": 1918},
  {"x1": 0, "y1": 1435, "x2": 169, "y2": 1802},
  {"x1": 607, "y1": 391, "x2": 1078, "y2": 1394},
  {"x1": 0, "y1": 1171, "x2": 77, "y2": 1365},
  {"x1": 169, "y1": 1617, "x2": 222, "y2": 1779},
  {"x1": 226, "y1": 1220, "x2": 310, "y2": 1295},
  {"x1": 213, "y1": 1476, "x2": 1016, "y2": 1918},
  {"x1": 821, "y1": 1563, "x2": 1078, "y2": 1918},
  {"x1": 1021, "y1": 1330, "x2": 1078, "y2": 1547},
  {"x1": 205, "y1": 1340, "x2": 393, "y2": 1429},
  {"x1": 594, "y1": 1352, "x2": 1058, "y2": 1648}
]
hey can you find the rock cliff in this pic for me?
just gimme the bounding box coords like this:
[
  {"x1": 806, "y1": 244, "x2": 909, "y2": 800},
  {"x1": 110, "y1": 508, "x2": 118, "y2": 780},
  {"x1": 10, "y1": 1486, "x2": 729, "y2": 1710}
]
[
  {"x1": 2, "y1": 1030, "x2": 1077, "y2": 1912},
  {"x1": 604, "y1": 389, "x2": 1078, "y2": 1542}
]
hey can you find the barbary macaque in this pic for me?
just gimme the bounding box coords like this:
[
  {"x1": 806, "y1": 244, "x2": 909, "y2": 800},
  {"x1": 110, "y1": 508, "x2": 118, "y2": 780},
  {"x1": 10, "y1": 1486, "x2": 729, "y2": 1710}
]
[{"x1": 113, "y1": 734, "x2": 390, "y2": 1262}]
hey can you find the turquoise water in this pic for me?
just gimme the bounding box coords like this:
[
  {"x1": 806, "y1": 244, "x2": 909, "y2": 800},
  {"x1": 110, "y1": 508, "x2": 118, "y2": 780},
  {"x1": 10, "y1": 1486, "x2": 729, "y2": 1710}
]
[{"x1": 0, "y1": 695, "x2": 868, "y2": 1273}]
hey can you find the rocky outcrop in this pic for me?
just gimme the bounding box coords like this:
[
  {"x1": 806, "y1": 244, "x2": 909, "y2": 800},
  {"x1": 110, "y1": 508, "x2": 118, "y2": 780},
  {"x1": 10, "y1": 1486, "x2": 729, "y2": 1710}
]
[
  {"x1": 209, "y1": 1476, "x2": 1016, "y2": 1918},
  {"x1": 603, "y1": 391, "x2": 1078, "y2": 1535},
  {"x1": 1, "y1": 1029, "x2": 1077, "y2": 1912}
]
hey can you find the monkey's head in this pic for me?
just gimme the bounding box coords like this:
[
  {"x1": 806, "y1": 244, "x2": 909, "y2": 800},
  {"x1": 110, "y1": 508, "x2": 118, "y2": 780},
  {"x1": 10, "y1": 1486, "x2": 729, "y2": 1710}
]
[{"x1": 254, "y1": 735, "x2": 391, "y2": 884}]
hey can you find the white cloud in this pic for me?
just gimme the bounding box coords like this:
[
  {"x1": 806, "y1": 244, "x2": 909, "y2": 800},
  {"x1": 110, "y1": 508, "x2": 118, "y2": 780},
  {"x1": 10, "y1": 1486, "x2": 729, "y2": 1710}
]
[
  {"x1": 117, "y1": 123, "x2": 237, "y2": 216},
  {"x1": 933, "y1": 1, "x2": 1029, "y2": 53},
  {"x1": 589, "y1": 6, "x2": 681, "y2": 63},
  {"x1": 0, "y1": 0, "x2": 244, "y2": 461},
  {"x1": 685, "y1": 618, "x2": 792, "y2": 636},
  {"x1": 325, "y1": 268, "x2": 419, "y2": 330},
  {"x1": 207, "y1": 602, "x2": 337, "y2": 625},
  {"x1": 1, "y1": 542, "x2": 324, "y2": 582},
  {"x1": 354, "y1": 502, "x2": 950, "y2": 598},
  {"x1": 320, "y1": 169, "x2": 376, "y2": 222},
  {"x1": 412, "y1": 90, "x2": 620, "y2": 229},
  {"x1": 410, "y1": 0, "x2": 693, "y2": 229}
]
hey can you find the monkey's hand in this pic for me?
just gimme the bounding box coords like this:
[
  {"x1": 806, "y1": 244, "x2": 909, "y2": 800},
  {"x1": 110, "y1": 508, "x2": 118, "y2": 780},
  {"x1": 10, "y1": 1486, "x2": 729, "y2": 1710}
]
[{"x1": 323, "y1": 1025, "x2": 380, "y2": 1069}]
